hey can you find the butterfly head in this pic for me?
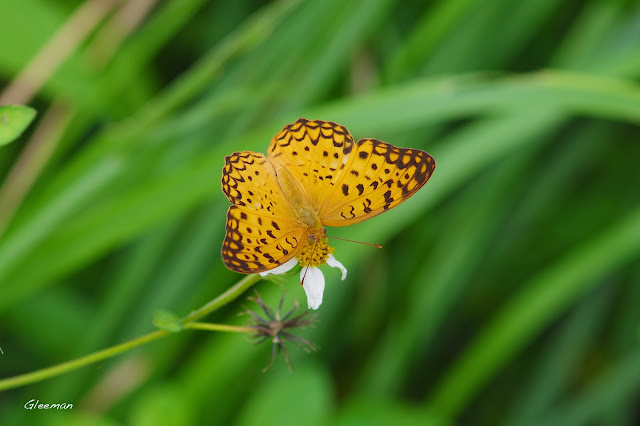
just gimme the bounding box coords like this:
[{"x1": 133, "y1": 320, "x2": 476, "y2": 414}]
[{"x1": 306, "y1": 227, "x2": 326, "y2": 243}]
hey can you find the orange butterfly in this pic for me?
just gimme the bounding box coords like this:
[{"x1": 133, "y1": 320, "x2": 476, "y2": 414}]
[{"x1": 221, "y1": 118, "x2": 435, "y2": 308}]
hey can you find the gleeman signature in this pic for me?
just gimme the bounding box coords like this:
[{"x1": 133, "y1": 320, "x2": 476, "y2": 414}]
[{"x1": 24, "y1": 399, "x2": 73, "y2": 410}]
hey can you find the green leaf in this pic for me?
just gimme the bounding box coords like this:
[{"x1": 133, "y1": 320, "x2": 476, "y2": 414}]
[{"x1": 0, "y1": 105, "x2": 36, "y2": 146}]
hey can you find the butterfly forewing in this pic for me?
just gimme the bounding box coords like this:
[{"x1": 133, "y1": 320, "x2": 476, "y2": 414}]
[
  {"x1": 320, "y1": 138, "x2": 435, "y2": 226},
  {"x1": 222, "y1": 151, "x2": 287, "y2": 215},
  {"x1": 268, "y1": 118, "x2": 354, "y2": 210}
]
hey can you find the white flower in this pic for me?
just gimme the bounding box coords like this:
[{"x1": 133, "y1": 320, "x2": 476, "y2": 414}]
[
  {"x1": 259, "y1": 257, "x2": 298, "y2": 277},
  {"x1": 326, "y1": 254, "x2": 347, "y2": 280},
  {"x1": 259, "y1": 254, "x2": 347, "y2": 310},
  {"x1": 301, "y1": 266, "x2": 324, "y2": 310}
]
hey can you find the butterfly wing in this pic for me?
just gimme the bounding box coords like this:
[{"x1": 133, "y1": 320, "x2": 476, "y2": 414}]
[
  {"x1": 267, "y1": 118, "x2": 355, "y2": 210},
  {"x1": 222, "y1": 206, "x2": 305, "y2": 273},
  {"x1": 221, "y1": 151, "x2": 305, "y2": 273},
  {"x1": 319, "y1": 138, "x2": 435, "y2": 226},
  {"x1": 222, "y1": 151, "x2": 282, "y2": 212},
  {"x1": 221, "y1": 121, "x2": 436, "y2": 273}
]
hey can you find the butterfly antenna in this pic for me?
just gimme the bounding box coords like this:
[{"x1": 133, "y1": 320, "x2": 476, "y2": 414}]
[{"x1": 326, "y1": 235, "x2": 382, "y2": 248}]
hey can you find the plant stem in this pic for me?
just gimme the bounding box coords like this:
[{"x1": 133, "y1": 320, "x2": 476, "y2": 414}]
[
  {"x1": 0, "y1": 273, "x2": 263, "y2": 391},
  {"x1": 181, "y1": 274, "x2": 262, "y2": 324},
  {"x1": 0, "y1": 330, "x2": 168, "y2": 391},
  {"x1": 184, "y1": 322, "x2": 255, "y2": 333}
]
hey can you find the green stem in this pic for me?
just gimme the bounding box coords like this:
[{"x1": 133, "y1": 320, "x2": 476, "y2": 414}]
[
  {"x1": 181, "y1": 273, "x2": 262, "y2": 324},
  {"x1": 184, "y1": 322, "x2": 255, "y2": 333},
  {"x1": 0, "y1": 330, "x2": 168, "y2": 391},
  {"x1": 0, "y1": 273, "x2": 263, "y2": 391}
]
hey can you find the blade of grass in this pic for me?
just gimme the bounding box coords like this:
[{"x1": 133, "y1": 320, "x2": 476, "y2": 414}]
[
  {"x1": 536, "y1": 347, "x2": 640, "y2": 426},
  {"x1": 357, "y1": 138, "x2": 540, "y2": 396},
  {"x1": 43, "y1": 220, "x2": 183, "y2": 400},
  {"x1": 2, "y1": 71, "x2": 640, "y2": 310},
  {"x1": 0, "y1": 0, "x2": 302, "y2": 292},
  {"x1": 425, "y1": 201, "x2": 640, "y2": 418},
  {"x1": 0, "y1": 0, "x2": 120, "y2": 106},
  {"x1": 501, "y1": 288, "x2": 612, "y2": 426},
  {"x1": 97, "y1": 0, "x2": 211, "y2": 113},
  {"x1": 384, "y1": 0, "x2": 477, "y2": 80}
]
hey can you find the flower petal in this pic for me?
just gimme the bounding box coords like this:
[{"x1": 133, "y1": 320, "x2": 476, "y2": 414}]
[
  {"x1": 326, "y1": 254, "x2": 347, "y2": 280},
  {"x1": 259, "y1": 257, "x2": 299, "y2": 276},
  {"x1": 301, "y1": 266, "x2": 325, "y2": 310}
]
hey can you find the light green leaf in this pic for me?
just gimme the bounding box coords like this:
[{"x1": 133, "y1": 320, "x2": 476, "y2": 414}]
[{"x1": 0, "y1": 105, "x2": 36, "y2": 146}]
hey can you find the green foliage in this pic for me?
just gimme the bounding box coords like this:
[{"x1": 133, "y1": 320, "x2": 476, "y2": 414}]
[
  {"x1": 1, "y1": 0, "x2": 640, "y2": 425},
  {"x1": 236, "y1": 364, "x2": 333, "y2": 426},
  {"x1": 0, "y1": 105, "x2": 36, "y2": 146}
]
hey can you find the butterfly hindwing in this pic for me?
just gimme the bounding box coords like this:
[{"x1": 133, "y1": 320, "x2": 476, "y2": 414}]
[
  {"x1": 222, "y1": 206, "x2": 305, "y2": 273},
  {"x1": 320, "y1": 138, "x2": 435, "y2": 226},
  {"x1": 221, "y1": 151, "x2": 306, "y2": 273}
]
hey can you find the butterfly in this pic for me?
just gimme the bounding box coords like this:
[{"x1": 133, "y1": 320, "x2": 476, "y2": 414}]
[{"x1": 221, "y1": 118, "x2": 436, "y2": 274}]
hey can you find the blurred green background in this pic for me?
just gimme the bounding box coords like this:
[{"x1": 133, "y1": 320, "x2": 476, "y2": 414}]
[{"x1": 1, "y1": 0, "x2": 640, "y2": 425}]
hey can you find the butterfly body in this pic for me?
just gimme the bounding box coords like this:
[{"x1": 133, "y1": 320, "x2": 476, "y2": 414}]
[
  {"x1": 275, "y1": 165, "x2": 324, "y2": 235},
  {"x1": 221, "y1": 119, "x2": 435, "y2": 274}
]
